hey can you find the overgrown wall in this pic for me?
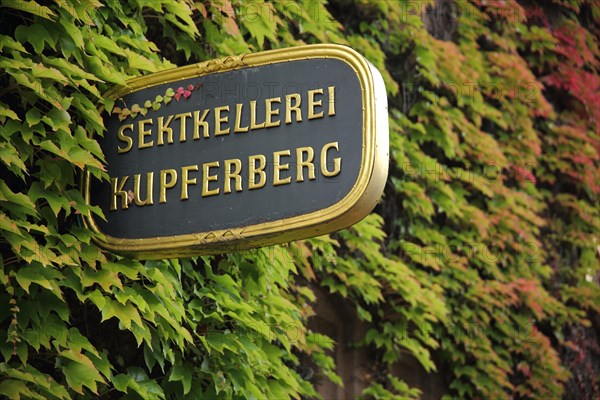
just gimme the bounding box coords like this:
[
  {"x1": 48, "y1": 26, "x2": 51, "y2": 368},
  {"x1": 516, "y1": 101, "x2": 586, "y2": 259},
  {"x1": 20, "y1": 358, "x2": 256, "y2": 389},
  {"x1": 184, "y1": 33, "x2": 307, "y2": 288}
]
[{"x1": 0, "y1": 1, "x2": 598, "y2": 399}]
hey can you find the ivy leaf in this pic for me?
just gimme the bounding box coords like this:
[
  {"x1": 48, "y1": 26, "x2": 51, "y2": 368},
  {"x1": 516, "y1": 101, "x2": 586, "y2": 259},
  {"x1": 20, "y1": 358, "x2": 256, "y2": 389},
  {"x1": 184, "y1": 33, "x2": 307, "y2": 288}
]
[
  {"x1": 30, "y1": 63, "x2": 69, "y2": 84},
  {"x1": 58, "y1": 19, "x2": 85, "y2": 49},
  {"x1": 0, "y1": 179, "x2": 37, "y2": 215},
  {"x1": 0, "y1": 214, "x2": 22, "y2": 236},
  {"x1": 223, "y1": 17, "x2": 240, "y2": 36},
  {"x1": 163, "y1": 1, "x2": 199, "y2": 37},
  {"x1": 81, "y1": 268, "x2": 123, "y2": 292},
  {"x1": 168, "y1": 361, "x2": 192, "y2": 395},
  {"x1": 113, "y1": 372, "x2": 165, "y2": 400},
  {"x1": 14, "y1": 263, "x2": 63, "y2": 292},
  {"x1": 25, "y1": 108, "x2": 42, "y2": 127},
  {"x1": 15, "y1": 24, "x2": 54, "y2": 54},
  {"x1": 241, "y1": 2, "x2": 277, "y2": 47},
  {"x1": 0, "y1": 142, "x2": 27, "y2": 179},
  {"x1": 59, "y1": 349, "x2": 96, "y2": 369},
  {"x1": 67, "y1": 147, "x2": 103, "y2": 170},
  {"x1": 61, "y1": 358, "x2": 103, "y2": 394},
  {"x1": 3, "y1": 0, "x2": 56, "y2": 20},
  {"x1": 0, "y1": 106, "x2": 20, "y2": 122},
  {"x1": 101, "y1": 300, "x2": 143, "y2": 329},
  {"x1": 0, "y1": 379, "x2": 34, "y2": 399},
  {"x1": 124, "y1": 49, "x2": 159, "y2": 71}
]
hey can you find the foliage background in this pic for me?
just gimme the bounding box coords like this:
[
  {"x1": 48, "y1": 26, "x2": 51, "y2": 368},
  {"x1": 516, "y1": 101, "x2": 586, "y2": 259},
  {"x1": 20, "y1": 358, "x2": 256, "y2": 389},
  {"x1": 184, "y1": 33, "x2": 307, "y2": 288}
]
[{"x1": 0, "y1": 0, "x2": 598, "y2": 399}]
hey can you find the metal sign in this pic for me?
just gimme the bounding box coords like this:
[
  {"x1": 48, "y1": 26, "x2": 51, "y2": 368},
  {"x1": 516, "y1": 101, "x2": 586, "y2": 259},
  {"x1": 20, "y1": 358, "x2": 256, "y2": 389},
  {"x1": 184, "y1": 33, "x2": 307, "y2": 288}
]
[{"x1": 83, "y1": 44, "x2": 388, "y2": 258}]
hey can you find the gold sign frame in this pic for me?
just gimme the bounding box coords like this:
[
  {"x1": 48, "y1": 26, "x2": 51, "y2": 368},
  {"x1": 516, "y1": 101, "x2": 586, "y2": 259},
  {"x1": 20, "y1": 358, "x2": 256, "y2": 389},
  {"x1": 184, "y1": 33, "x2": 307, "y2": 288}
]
[{"x1": 82, "y1": 44, "x2": 389, "y2": 258}]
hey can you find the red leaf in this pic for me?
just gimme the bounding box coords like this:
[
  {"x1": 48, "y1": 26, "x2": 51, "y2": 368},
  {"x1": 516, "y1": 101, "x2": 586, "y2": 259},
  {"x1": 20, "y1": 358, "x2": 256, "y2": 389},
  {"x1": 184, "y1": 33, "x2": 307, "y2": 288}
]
[
  {"x1": 174, "y1": 92, "x2": 181, "y2": 101},
  {"x1": 512, "y1": 165, "x2": 536, "y2": 185}
]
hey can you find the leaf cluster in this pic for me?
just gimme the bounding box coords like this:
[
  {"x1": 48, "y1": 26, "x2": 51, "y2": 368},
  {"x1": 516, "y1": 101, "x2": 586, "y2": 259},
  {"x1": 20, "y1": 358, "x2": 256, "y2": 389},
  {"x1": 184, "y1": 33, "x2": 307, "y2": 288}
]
[{"x1": 1, "y1": 1, "x2": 598, "y2": 399}]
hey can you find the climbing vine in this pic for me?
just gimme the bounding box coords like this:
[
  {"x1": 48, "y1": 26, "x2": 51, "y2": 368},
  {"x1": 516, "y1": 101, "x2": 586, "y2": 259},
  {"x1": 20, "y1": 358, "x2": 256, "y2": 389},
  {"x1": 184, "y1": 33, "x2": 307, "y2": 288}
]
[{"x1": 0, "y1": 1, "x2": 598, "y2": 399}]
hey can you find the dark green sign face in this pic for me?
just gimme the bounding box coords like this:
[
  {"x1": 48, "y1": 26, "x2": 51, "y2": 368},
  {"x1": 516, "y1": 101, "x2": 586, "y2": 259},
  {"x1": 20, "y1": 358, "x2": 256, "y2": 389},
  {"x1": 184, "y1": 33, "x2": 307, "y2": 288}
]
[{"x1": 83, "y1": 45, "x2": 389, "y2": 258}]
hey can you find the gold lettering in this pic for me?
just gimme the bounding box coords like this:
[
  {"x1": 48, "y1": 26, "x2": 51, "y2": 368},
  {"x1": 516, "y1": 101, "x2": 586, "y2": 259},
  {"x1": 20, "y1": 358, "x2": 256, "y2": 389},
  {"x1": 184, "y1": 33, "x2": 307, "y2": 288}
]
[
  {"x1": 224, "y1": 159, "x2": 242, "y2": 193},
  {"x1": 265, "y1": 97, "x2": 281, "y2": 128},
  {"x1": 118, "y1": 124, "x2": 134, "y2": 154},
  {"x1": 157, "y1": 115, "x2": 174, "y2": 145},
  {"x1": 181, "y1": 165, "x2": 198, "y2": 200},
  {"x1": 285, "y1": 94, "x2": 302, "y2": 124},
  {"x1": 249, "y1": 100, "x2": 265, "y2": 130},
  {"x1": 296, "y1": 147, "x2": 315, "y2": 182},
  {"x1": 320, "y1": 142, "x2": 341, "y2": 177},
  {"x1": 202, "y1": 161, "x2": 220, "y2": 197},
  {"x1": 159, "y1": 169, "x2": 177, "y2": 203},
  {"x1": 214, "y1": 106, "x2": 230, "y2": 136},
  {"x1": 248, "y1": 155, "x2": 266, "y2": 190},
  {"x1": 328, "y1": 86, "x2": 336, "y2": 116},
  {"x1": 273, "y1": 149, "x2": 291, "y2": 186},
  {"x1": 234, "y1": 103, "x2": 249, "y2": 133},
  {"x1": 308, "y1": 89, "x2": 324, "y2": 120},
  {"x1": 133, "y1": 173, "x2": 154, "y2": 206},
  {"x1": 176, "y1": 112, "x2": 192, "y2": 141},
  {"x1": 110, "y1": 176, "x2": 129, "y2": 211},
  {"x1": 193, "y1": 109, "x2": 210, "y2": 139},
  {"x1": 138, "y1": 119, "x2": 154, "y2": 149}
]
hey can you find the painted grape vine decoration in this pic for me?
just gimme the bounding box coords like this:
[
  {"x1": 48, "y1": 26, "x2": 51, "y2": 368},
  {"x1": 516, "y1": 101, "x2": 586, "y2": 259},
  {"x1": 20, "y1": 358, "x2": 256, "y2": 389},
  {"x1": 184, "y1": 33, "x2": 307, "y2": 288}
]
[{"x1": 112, "y1": 83, "x2": 204, "y2": 121}]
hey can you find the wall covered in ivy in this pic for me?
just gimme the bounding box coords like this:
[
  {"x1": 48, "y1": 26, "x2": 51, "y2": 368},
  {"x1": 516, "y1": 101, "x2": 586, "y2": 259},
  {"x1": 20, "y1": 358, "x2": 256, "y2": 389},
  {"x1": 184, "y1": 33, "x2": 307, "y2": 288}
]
[{"x1": 0, "y1": 0, "x2": 598, "y2": 399}]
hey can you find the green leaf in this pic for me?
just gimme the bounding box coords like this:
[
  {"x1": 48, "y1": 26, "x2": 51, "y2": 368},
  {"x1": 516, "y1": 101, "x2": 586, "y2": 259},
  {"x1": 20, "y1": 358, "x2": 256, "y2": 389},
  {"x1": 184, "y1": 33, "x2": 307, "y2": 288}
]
[
  {"x1": 61, "y1": 359, "x2": 103, "y2": 394},
  {"x1": 2, "y1": 0, "x2": 56, "y2": 20},
  {"x1": 82, "y1": 268, "x2": 123, "y2": 292},
  {"x1": 30, "y1": 63, "x2": 69, "y2": 84},
  {"x1": 0, "y1": 181, "x2": 37, "y2": 217},
  {"x1": 169, "y1": 361, "x2": 192, "y2": 395},
  {"x1": 0, "y1": 105, "x2": 20, "y2": 122},
  {"x1": 59, "y1": 349, "x2": 96, "y2": 370},
  {"x1": 91, "y1": 34, "x2": 123, "y2": 55},
  {"x1": 0, "y1": 142, "x2": 27, "y2": 179},
  {"x1": 0, "y1": 378, "x2": 33, "y2": 400},
  {"x1": 25, "y1": 108, "x2": 42, "y2": 127},
  {"x1": 112, "y1": 372, "x2": 165, "y2": 400},
  {"x1": 28, "y1": 181, "x2": 67, "y2": 216},
  {"x1": 14, "y1": 24, "x2": 54, "y2": 54},
  {"x1": 0, "y1": 214, "x2": 22, "y2": 236},
  {"x1": 163, "y1": 1, "x2": 199, "y2": 37},
  {"x1": 101, "y1": 300, "x2": 143, "y2": 329},
  {"x1": 0, "y1": 34, "x2": 28, "y2": 53},
  {"x1": 124, "y1": 49, "x2": 159, "y2": 72},
  {"x1": 14, "y1": 263, "x2": 62, "y2": 292}
]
